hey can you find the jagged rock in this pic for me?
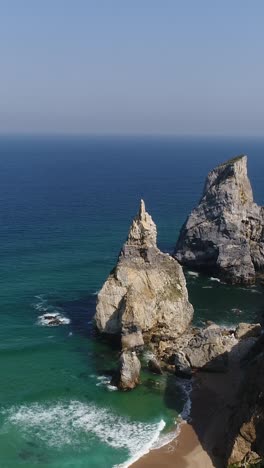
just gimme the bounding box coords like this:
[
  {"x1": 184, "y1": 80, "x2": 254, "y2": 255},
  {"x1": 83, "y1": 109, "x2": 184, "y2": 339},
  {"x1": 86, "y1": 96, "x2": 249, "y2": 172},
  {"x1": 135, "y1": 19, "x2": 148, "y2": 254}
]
[
  {"x1": 121, "y1": 325, "x2": 144, "y2": 350},
  {"x1": 95, "y1": 200, "x2": 193, "y2": 339},
  {"x1": 175, "y1": 155, "x2": 264, "y2": 284},
  {"x1": 174, "y1": 351, "x2": 192, "y2": 378},
  {"x1": 235, "y1": 322, "x2": 262, "y2": 340},
  {"x1": 114, "y1": 350, "x2": 141, "y2": 390},
  {"x1": 148, "y1": 357, "x2": 163, "y2": 374},
  {"x1": 174, "y1": 325, "x2": 237, "y2": 374}
]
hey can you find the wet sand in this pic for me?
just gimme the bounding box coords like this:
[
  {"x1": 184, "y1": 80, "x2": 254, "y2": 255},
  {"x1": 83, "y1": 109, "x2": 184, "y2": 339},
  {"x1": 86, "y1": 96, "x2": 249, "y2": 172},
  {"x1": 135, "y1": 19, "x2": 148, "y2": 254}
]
[{"x1": 132, "y1": 422, "x2": 213, "y2": 468}]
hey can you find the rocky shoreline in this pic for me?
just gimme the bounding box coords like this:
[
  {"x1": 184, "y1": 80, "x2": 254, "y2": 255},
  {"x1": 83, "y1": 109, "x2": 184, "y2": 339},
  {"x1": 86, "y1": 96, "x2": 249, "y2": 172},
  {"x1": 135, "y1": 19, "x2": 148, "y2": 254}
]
[{"x1": 94, "y1": 156, "x2": 264, "y2": 466}]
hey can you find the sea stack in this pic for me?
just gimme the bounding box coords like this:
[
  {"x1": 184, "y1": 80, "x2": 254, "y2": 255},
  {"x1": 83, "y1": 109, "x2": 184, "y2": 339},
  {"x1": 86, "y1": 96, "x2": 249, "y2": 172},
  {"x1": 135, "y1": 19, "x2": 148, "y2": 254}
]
[
  {"x1": 175, "y1": 155, "x2": 264, "y2": 284},
  {"x1": 95, "y1": 200, "x2": 193, "y2": 342}
]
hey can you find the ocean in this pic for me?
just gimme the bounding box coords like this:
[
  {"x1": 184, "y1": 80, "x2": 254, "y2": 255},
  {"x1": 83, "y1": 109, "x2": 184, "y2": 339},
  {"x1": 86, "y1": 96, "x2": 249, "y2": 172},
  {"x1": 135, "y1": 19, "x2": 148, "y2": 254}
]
[{"x1": 0, "y1": 135, "x2": 263, "y2": 467}]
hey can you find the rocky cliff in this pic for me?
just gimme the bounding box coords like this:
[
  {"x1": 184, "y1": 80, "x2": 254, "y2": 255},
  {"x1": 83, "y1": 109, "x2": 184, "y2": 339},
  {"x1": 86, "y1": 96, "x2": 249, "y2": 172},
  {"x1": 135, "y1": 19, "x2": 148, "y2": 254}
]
[
  {"x1": 226, "y1": 335, "x2": 264, "y2": 466},
  {"x1": 175, "y1": 155, "x2": 264, "y2": 284},
  {"x1": 95, "y1": 200, "x2": 193, "y2": 341}
]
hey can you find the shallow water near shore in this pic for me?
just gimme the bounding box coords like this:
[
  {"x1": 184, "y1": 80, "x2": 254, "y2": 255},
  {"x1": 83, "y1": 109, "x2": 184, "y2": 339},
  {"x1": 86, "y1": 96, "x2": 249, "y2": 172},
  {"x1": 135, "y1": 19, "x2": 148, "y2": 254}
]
[{"x1": 0, "y1": 135, "x2": 263, "y2": 467}]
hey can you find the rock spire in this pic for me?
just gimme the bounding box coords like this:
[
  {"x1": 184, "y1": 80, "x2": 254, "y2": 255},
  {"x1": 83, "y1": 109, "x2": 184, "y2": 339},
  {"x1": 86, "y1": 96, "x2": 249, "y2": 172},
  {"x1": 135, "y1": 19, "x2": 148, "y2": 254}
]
[{"x1": 95, "y1": 199, "x2": 193, "y2": 338}]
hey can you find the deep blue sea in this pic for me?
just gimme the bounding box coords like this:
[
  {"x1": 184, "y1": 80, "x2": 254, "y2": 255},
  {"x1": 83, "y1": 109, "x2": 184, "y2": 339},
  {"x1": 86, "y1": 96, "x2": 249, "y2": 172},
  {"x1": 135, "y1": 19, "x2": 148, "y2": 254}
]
[{"x1": 0, "y1": 136, "x2": 263, "y2": 467}]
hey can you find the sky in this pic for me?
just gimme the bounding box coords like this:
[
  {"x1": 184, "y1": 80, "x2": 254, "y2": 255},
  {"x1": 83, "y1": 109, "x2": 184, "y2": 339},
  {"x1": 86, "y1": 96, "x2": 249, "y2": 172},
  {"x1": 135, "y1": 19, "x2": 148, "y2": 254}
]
[{"x1": 1, "y1": 1, "x2": 264, "y2": 136}]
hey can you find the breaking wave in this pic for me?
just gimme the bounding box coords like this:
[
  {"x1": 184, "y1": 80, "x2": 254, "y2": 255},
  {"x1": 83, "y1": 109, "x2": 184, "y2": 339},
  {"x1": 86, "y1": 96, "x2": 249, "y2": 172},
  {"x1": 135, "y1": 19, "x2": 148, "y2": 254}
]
[
  {"x1": 209, "y1": 277, "x2": 221, "y2": 283},
  {"x1": 1, "y1": 401, "x2": 165, "y2": 467}
]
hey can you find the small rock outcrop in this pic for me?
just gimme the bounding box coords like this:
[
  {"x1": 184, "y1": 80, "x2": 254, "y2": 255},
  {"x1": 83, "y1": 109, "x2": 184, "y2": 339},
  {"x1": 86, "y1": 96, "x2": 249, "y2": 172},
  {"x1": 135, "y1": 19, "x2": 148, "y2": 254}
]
[
  {"x1": 234, "y1": 322, "x2": 262, "y2": 340},
  {"x1": 174, "y1": 325, "x2": 235, "y2": 375},
  {"x1": 95, "y1": 200, "x2": 193, "y2": 340},
  {"x1": 148, "y1": 323, "x2": 261, "y2": 378},
  {"x1": 114, "y1": 350, "x2": 141, "y2": 390},
  {"x1": 175, "y1": 155, "x2": 264, "y2": 284}
]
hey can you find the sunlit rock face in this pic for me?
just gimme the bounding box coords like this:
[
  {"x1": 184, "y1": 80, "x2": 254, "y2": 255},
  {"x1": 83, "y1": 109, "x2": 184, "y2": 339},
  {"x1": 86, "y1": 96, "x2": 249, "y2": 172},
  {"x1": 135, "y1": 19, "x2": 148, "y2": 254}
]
[
  {"x1": 95, "y1": 200, "x2": 193, "y2": 339},
  {"x1": 175, "y1": 155, "x2": 264, "y2": 284}
]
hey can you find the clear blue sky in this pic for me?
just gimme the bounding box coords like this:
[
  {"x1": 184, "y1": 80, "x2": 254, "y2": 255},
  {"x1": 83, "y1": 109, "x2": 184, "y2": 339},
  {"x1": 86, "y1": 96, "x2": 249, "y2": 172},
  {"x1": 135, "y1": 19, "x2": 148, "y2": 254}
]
[{"x1": 1, "y1": 1, "x2": 264, "y2": 135}]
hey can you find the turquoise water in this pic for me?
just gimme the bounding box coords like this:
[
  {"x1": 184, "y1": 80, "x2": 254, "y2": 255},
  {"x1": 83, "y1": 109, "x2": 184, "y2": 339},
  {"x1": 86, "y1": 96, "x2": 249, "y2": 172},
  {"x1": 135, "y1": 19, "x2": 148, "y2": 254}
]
[{"x1": 0, "y1": 136, "x2": 263, "y2": 467}]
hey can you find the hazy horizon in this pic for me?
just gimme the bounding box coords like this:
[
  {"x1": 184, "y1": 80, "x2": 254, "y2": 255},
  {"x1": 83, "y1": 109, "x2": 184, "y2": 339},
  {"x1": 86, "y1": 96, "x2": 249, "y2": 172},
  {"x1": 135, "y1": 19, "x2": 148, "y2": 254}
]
[{"x1": 1, "y1": 1, "x2": 264, "y2": 136}]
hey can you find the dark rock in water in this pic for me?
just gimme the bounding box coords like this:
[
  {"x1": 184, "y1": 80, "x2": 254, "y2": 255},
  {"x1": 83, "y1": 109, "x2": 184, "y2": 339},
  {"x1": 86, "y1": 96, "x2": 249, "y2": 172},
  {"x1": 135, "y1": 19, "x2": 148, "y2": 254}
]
[
  {"x1": 19, "y1": 450, "x2": 34, "y2": 461},
  {"x1": 148, "y1": 357, "x2": 163, "y2": 375},
  {"x1": 113, "y1": 350, "x2": 141, "y2": 391},
  {"x1": 175, "y1": 155, "x2": 264, "y2": 284},
  {"x1": 38, "y1": 312, "x2": 70, "y2": 326}
]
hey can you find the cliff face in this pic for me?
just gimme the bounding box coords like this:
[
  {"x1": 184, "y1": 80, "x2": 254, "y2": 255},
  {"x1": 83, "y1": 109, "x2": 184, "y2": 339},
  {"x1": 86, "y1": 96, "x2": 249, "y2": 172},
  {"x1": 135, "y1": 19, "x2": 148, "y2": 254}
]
[
  {"x1": 226, "y1": 336, "x2": 264, "y2": 466},
  {"x1": 95, "y1": 200, "x2": 193, "y2": 339},
  {"x1": 175, "y1": 155, "x2": 264, "y2": 284}
]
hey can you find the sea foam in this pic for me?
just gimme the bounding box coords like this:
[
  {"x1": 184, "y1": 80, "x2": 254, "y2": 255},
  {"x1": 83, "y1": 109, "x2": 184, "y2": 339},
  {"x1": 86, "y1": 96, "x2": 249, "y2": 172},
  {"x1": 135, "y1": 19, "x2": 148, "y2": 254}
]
[
  {"x1": 2, "y1": 401, "x2": 165, "y2": 467},
  {"x1": 33, "y1": 295, "x2": 70, "y2": 327},
  {"x1": 187, "y1": 271, "x2": 199, "y2": 278},
  {"x1": 209, "y1": 277, "x2": 221, "y2": 283}
]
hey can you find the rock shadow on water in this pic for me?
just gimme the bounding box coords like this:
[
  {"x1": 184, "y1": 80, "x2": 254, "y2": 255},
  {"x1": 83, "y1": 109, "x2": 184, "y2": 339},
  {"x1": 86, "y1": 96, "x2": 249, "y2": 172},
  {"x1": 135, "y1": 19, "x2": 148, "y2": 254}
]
[
  {"x1": 56, "y1": 293, "x2": 125, "y2": 382},
  {"x1": 164, "y1": 374, "x2": 192, "y2": 415}
]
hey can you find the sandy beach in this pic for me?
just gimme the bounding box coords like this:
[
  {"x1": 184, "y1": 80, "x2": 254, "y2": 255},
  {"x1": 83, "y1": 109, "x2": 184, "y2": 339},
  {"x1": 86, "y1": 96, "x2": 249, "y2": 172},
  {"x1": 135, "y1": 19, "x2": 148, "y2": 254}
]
[
  {"x1": 132, "y1": 422, "x2": 213, "y2": 468},
  {"x1": 132, "y1": 361, "x2": 243, "y2": 468}
]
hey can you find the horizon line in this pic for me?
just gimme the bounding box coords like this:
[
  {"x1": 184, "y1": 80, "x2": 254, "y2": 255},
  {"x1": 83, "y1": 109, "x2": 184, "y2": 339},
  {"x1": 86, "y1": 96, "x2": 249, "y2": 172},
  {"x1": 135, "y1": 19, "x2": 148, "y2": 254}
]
[{"x1": 0, "y1": 131, "x2": 264, "y2": 139}]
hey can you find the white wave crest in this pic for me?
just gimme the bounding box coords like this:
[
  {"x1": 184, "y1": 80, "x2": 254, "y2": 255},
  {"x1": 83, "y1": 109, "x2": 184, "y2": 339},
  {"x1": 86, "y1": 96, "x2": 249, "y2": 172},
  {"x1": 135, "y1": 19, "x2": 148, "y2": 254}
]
[
  {"x1": 187, "y1": 271, "x2": 199, "y2": 277},
  {"x1": 209, "y1": 277, "x2": 221, "y2": 283},
  {"x1": 115, "y1": 419, "x2": 166, "y2": 468},
  {"x1": 2, "y1": 401, "x2": 165, "y2": 467}
]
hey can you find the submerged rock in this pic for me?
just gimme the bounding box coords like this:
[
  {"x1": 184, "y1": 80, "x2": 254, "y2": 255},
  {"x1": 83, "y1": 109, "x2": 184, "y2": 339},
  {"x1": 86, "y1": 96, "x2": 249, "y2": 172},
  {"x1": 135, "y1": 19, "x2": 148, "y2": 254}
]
[
  {"x1": 95, "y1": 200, "x2": 193, "y2": 340},
  {"x1": 114, "y1": 350, "x2": 141, "y2": 390},
  {"x1": 37, "y1": 312, "x2": 70, "y2": 327},
  {"x1": 175, "y1": 155, "x2": 264, "y2": 284}
]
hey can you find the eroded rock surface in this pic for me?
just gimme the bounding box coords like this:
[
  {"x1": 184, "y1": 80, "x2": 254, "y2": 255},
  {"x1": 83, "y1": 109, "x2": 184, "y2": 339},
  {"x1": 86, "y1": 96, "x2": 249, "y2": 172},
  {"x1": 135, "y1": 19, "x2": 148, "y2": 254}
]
[
  {"x1": 114, "y1": 350, "x2": 141, "y2": 390},
  {"x1": 147, "y1": 323, "x2": 261, "y2": 379},
  {"x1": 95, "y1": 200, "x2": 193, "y2": 340},
  {"x1": 175, "y1": 155, "x2": 264, "y2": 284}
]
